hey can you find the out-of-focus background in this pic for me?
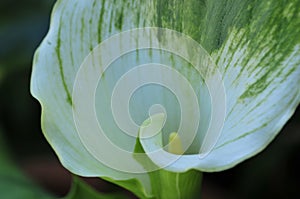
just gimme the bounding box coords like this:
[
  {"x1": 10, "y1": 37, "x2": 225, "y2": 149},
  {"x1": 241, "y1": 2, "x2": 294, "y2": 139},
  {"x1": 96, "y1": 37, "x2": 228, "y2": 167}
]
[{"x1": 0, "y1": 0, "x2": 299, "y2": 198}]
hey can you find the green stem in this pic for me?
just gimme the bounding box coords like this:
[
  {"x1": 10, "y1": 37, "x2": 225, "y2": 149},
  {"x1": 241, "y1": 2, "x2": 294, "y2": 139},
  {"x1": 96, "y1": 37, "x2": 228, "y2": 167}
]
[
  {"x1": 149, "y1": 169, "x2": 202, "y2": 199},
  {"x1": 133, "y1": 135, "x2": 203, "y2": 199}
]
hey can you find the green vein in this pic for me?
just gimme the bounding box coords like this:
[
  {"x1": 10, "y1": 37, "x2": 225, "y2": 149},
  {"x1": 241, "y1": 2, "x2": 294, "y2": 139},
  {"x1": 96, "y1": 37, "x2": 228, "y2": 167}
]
[
  {"x1": 114, "y1": 1, "x2": 124, "y2": 30},
  {"x1": 215, "y1": 122, "x2": 268, "y2": 150},
  {"x1": 97, "y1": 0, "x2": 106, "y2": 43},
  {"x1": 239, "y1": 36, "x2": 296, "y2": 101},
  {"x1": 69, "y1": 2, "x2": 77, "y2": 67},
  {"x1": 217, "y1": 89, "x2": 299, "y2": 150},
  {"x1": 80, "y1": 16, "x2": 85, "y2": 53},
  {"x1": 56, "y1": 15, "x2": 72, "y2": 106}
]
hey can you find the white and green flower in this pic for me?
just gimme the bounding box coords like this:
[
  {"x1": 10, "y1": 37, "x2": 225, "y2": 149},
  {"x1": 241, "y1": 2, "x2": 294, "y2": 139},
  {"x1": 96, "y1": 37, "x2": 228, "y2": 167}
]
[{"x1": 31, "y1": 0, "x2": 300, "y2": 198}]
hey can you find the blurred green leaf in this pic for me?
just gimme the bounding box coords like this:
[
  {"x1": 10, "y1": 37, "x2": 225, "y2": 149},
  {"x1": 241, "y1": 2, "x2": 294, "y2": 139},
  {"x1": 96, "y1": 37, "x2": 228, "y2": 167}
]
[
  {"x1": 64, "y1": 176, "x2": 129, "y2": 199},
  {"x1": 0, "y1": 129, "x2": 52, "y2": 199},
  {"x1": 0, "y1": 129, "x2": 128, "y2": 199},
  {"x1": 0, "y1": 0, "x2": 55, "y2": 73}
]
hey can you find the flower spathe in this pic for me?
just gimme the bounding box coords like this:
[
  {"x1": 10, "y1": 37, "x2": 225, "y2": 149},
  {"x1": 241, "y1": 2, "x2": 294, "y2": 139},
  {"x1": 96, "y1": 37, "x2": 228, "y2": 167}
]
[{"x1": 31, "y1": 0, "x2": 300, "y2": 198}]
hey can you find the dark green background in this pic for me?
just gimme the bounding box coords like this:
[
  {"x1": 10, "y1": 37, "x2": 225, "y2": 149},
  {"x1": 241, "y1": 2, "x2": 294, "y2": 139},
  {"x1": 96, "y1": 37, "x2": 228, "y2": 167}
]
[{"x1": 0, "y1": 0, "x2": 299, "y2": 198}]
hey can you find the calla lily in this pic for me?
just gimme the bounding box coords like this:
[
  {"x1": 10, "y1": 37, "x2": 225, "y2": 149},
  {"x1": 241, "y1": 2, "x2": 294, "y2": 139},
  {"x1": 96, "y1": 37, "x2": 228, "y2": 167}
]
[{"x1": 31, "y1": 0, "x2": 300, "y2": 198}]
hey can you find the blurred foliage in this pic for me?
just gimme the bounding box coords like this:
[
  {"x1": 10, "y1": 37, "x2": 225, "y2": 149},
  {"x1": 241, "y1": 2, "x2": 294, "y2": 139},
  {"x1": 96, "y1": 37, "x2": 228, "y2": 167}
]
[
  {"x1": 0, "y1": 0, "x2": 299, "y2": 199},
  {"x1": 0, "y1": 128, "x2": 128, "y2": 199},
  {"x1": 0, "y1": 0, "x2": 55, "y2": 72},
  {"x1": 65, "y1": 177, "x2": 129, "y2": 199},
  {"x1": 0, "y1": 0, "x2": 56, "y2": 156},
  {"x1": 0, "y1": 128, "x2": 53, "y2": 199}
]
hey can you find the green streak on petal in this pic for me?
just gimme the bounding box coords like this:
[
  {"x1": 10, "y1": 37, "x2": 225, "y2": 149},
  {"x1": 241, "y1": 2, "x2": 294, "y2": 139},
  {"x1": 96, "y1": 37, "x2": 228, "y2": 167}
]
[
  {"x1": 68, "y1": 2, "x2": 77, "y2": 67},
  {"x1": 114, "y1": 2, "x2": 124, "y2": 30},
  {"x1": 108, "y1": 7, "x2": 114, "y2": 33},
  {"x1": 97, "y1": 0, "x2": 106, "y2": 43},
  {"x1": 56, "y1": 21, "x2": 72, "y2": 106},
  {"x1": 215, "y1": 122, "x2": 268, "y2": 150},
  {"x1": 80, "y1": 17, "x2": 85, "y2": 52}
]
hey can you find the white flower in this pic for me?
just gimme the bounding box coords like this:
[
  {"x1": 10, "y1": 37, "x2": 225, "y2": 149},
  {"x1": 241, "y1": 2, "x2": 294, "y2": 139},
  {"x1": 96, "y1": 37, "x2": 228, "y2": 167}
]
[{"x1": 31, "y1": 0, "x2": 300, "y2": 198}]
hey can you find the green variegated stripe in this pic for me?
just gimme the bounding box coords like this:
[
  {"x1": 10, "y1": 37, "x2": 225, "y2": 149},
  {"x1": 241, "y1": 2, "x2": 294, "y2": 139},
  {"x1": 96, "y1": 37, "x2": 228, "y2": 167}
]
[{"x1": 31, "y1": 0, "x2": 300, "y2": 198}]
